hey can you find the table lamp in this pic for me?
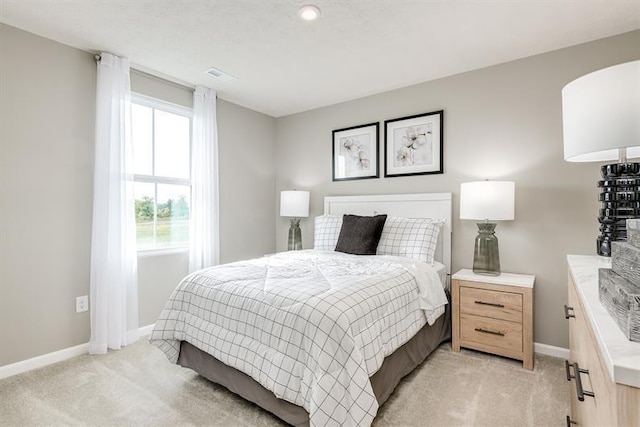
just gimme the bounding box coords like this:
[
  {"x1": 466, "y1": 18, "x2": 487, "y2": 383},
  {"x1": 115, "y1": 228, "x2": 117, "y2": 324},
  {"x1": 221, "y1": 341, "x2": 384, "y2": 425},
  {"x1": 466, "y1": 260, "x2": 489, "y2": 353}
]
[
  {"x1": 460, "y1": 181, "x2": 515, "y2": 276},
  {"x1": 562, "y1": 60, "x2": 640, "y2": 256},
  {"x1": 280, "y1": 190, "x2": 310, "y2": 250}
]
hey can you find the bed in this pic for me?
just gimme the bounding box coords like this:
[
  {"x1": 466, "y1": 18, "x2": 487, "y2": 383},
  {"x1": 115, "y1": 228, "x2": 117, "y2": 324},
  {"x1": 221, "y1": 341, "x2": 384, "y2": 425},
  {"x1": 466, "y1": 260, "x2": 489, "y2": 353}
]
[{"x1": 150, "y1": 193, "x2": 452, "y2": 426}]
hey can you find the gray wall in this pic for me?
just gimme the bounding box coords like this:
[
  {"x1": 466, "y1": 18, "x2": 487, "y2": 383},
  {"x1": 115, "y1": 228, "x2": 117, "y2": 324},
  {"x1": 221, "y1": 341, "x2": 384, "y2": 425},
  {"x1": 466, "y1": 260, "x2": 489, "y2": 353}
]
[
  {"x1": 0, "y1": 23, "x2": 277, "y2": 365},
  {"x1": 275, "y1": 30, "x2": 640, "y2": 349}
]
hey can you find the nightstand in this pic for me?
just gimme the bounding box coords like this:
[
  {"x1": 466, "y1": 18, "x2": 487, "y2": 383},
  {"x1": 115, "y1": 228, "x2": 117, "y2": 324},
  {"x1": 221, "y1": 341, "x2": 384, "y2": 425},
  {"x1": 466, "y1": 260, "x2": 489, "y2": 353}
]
[{"x1": 452, "y1": 269, "x2": 535, "y2": 370}]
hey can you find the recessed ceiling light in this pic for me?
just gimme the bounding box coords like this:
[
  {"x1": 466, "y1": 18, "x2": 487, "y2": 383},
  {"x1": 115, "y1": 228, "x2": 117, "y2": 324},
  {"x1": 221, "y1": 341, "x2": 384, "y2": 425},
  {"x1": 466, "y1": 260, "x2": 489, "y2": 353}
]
[
  {"x1": 298, "y1": 4, "x2": 320, "y2": 21},
  {"x1": 203, "y1": 66, "x2": 237, "y2": 82}
]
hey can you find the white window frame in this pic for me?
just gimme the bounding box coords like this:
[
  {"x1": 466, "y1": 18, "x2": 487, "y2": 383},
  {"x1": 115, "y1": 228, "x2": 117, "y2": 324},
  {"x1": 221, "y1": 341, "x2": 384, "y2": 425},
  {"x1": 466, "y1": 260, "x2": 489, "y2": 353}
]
[{"x1": 132, "y1": 93, "x2": 192, "y2": 256}]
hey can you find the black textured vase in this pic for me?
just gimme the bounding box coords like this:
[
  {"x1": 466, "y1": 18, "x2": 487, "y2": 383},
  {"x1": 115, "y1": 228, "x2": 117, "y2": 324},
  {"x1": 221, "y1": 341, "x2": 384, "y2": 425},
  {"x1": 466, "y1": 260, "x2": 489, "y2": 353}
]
[{"x1": 597, "y1": 163, "x2": 640, "y2": 256}]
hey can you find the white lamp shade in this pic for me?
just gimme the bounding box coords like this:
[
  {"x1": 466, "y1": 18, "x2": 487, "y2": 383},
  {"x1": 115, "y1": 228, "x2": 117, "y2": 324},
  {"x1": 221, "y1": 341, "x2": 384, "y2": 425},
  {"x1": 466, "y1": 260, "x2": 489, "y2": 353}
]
[
  {"x1": 562, "y1": 60, "x2": 640, "y2": 162},
  {"x1": 460, "y1": 181, "x2": 515, "y2": 221},
  {"x1": 280, "y1": 190, "x2": 310, "y2": 217}
]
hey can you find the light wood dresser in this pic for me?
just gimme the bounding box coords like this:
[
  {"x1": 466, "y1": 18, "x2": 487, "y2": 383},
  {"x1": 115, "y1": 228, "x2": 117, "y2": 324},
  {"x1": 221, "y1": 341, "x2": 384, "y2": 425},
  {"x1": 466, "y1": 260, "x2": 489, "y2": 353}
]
[
  {"x1": 452, "y1": 269, "x2": 535, "y2": 370},
  {"x1": 566, "y1": 255, "x2": 640, "y2": 426}
]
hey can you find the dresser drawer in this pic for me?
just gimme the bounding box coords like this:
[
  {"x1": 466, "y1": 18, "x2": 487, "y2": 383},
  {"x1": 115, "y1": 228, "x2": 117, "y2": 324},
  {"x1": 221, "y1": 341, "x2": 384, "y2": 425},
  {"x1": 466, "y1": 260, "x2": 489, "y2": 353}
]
[
  {"x1": 460, "y1": 313, "x2": 523, "y2": 352},
  {"x1": 459, "y1": 283, "x2": 523, "y2": 323},
  {"x1": 568, "y1": 274, "x2": 615, "y2": 426}
]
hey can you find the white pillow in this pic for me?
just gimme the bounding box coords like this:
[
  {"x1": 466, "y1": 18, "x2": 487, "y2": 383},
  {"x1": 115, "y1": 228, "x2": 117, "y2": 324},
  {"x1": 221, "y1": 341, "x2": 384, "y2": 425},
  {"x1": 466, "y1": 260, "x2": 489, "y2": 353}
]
[
  {"x1": 313, "y1": 215, "x2": 343, "y2": 251},
  {"x1": 377, "y1": 216, "x2": 444, "y2": 264}
]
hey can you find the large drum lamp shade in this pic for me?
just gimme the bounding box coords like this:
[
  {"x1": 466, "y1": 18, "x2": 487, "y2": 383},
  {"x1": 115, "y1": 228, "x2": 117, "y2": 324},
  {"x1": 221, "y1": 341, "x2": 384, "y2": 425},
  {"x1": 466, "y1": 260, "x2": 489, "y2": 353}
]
[{"x1": 562, "y1": 60, "x2": 640, "y2": 163}]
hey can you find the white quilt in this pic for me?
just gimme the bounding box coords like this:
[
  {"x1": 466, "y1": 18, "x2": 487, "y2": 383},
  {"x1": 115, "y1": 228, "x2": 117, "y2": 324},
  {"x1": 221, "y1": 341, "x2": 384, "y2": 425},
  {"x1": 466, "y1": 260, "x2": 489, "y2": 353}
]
[{"x1": 150, "y1": 250, "x2": 447, "y2": 426}]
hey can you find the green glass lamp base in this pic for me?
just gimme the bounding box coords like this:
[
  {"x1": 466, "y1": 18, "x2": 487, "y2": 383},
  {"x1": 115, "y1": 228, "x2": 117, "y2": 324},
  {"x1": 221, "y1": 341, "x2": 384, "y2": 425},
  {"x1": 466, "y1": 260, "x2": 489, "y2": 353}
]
[
  {"x1": 287, "y1": 218, "x2": 302, "y2": 250},
  {"x1": 472, "y1": 222, "x2": 501, "y2": 276}
]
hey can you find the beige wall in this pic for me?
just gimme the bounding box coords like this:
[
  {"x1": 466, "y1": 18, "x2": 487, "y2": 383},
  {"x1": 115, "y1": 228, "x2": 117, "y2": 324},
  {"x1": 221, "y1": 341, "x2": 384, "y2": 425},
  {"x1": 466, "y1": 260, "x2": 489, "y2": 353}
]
[
  {"x1": 0, "y1": 23, "x2": 277, "y2": 365},
  {"x1": 275, "y1": 30, "x2": 640, "y2": 349}
]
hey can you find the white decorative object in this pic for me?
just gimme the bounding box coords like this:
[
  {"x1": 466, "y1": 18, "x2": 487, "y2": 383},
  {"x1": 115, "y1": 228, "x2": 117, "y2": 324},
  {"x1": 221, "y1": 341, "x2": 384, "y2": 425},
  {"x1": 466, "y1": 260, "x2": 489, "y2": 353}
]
[
  {"x1": 90, "y1": 52, "x2": 139, "y2": 354},
  {"x1": 189, "y1": 86, "x2": 220, "y2": 272}
]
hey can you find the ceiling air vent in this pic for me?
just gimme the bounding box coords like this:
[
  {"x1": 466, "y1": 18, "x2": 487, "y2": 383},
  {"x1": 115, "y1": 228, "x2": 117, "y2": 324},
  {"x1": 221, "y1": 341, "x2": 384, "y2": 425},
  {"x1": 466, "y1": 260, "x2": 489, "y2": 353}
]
[{"x1": 204, "y1": 67, "x2": 237, "y2": 82}]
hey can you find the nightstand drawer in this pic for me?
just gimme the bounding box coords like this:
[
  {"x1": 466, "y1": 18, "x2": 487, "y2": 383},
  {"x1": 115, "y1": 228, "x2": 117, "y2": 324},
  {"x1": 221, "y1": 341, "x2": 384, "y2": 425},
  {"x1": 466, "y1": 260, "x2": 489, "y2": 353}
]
[
  {"x1": 459, "y1": 284, "x2": 522, "y2": 323},
  {"x1": 460, "y1": 313, "x2": 523, "y2": 352}
]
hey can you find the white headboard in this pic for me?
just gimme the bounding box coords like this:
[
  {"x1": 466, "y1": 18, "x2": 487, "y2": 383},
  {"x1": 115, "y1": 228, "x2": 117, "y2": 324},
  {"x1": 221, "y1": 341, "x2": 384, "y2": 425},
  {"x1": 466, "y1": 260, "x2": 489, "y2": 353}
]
[{"x1": 323, "y1": 193, "x2": 452, "y2": 275}]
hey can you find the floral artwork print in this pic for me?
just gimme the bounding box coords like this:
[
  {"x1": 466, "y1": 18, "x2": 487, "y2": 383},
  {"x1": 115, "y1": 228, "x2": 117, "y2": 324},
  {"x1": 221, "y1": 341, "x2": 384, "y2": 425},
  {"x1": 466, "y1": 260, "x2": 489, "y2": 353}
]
[
  {"x1": 332, "y1": 122, "x2": 379, "y2": 181},
  {"x1": 340, "y1": 134, "x2": 371, "y2": 173},
  {"x1": 393, "y1": 124, "x2": 433, "y2": 167},
  {"x1": 384, "y1": 110, "x2": 443, "y2": 177}
]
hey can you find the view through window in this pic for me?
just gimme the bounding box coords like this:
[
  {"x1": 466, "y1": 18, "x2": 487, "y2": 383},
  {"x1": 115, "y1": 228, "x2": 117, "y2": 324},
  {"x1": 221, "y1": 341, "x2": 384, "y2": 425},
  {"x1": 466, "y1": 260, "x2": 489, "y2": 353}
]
[{"x1": 131, "y1": 95, "x2": 191, "y2": 251}]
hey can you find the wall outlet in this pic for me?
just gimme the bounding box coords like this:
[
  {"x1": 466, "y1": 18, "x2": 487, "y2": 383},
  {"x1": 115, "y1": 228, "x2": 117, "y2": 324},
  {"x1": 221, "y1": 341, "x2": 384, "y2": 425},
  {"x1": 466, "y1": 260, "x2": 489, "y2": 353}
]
[{"x1": 76, "y1": 295, "x2": 89, "y2": 313}]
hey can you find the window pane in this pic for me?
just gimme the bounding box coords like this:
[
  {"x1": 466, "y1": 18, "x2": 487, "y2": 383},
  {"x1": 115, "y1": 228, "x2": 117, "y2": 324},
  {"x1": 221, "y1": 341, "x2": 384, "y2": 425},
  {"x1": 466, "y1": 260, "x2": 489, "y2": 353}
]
[
  {"x1": 131, "y1": 103, "x2": 153, "y2": 175},
  {"x1": 156, "y1": 184, "x2": 190, "y2": 248},
  {"x1": 134, "y1": 182, "x2": 156, "y2": 250},
  {"x1": 154, "y1": 110, "x2": 190, "y2": 179}
]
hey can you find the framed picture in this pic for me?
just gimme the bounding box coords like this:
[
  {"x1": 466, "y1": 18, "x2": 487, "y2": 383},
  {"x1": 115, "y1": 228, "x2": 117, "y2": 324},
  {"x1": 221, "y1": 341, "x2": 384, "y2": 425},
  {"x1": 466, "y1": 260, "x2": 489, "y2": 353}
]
[
  {"x1": 384, "y1": 110, "x2": 443, "y2": 177},
  {"x1": 332, "y1": 122, "x2": 379, "y2": 181}
]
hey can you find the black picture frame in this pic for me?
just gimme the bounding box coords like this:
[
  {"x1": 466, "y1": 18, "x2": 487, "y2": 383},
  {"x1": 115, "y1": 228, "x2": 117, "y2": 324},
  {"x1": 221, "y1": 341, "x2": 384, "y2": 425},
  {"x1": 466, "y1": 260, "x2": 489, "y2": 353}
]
[
  {"x1": 332, "y1": 122, "x2": 379, "y2": 181},
  {"x1": 384, "y1": 110, "x2": 443, "y2": 177}
]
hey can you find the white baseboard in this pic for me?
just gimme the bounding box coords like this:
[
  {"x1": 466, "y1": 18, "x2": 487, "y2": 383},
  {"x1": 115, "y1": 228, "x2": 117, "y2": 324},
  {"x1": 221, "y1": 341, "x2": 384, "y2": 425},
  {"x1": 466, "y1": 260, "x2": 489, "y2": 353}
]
[
  {"x1": 138, "y1": 323, "x2": 156, "y2": 337},
  {"x1": 0, "y1": 342, "x2": 90, "y2": 381},
  {"x1": 1, "y1": 326, "x2": 566, "y2": 381},
  {"x1": 534, "y1": 342, "x2": 569, "y2": 359},
  {"x1": 0, "y1": 323, "x2": 156, "y2": 381}
]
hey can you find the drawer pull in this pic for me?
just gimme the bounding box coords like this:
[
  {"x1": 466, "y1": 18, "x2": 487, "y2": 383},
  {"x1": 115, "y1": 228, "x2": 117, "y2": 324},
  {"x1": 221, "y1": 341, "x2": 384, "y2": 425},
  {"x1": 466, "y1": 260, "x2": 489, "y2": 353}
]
[
  {"x1": 566, "y1": 415, "x2": 577, "y2": 426},
  {"x1": 564, "y1": 359, "x2": 572, "y2": 380},
  {"x1": 474, "y1": 300, "x2": 505, "y2": 308},
  {"x1": 474, "y1": 327, "x2": 505, "y2": 336},
  {"x1": 565, "y1": 360, "x2": 595, "y2": 401},
  {"x1": 564, "y1": 305, "x2": 575, "y2": 319}
]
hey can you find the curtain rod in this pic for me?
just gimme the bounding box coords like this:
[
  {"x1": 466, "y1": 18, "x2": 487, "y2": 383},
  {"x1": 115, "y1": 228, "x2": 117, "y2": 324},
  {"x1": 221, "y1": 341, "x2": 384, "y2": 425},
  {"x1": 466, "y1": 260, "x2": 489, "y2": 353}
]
[{"x1": 93, "y1": 54, "x2": 195, "y2": 92}]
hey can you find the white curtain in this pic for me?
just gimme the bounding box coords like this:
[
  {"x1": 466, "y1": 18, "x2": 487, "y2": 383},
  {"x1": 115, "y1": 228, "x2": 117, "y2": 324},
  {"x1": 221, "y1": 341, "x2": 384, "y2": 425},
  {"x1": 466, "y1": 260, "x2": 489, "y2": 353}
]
[
  {"x1": 89, "y1": 52, "x2": 139, "y2": 354},
  {"x1": 189, "y1": 86, "x2": 220, "y2": 272}
]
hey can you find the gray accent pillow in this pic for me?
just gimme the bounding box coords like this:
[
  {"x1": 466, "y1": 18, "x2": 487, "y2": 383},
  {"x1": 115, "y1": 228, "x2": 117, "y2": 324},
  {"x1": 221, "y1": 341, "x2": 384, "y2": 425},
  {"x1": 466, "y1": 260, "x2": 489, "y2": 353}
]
[{"x1": 335, "y1": 214, "x2": 388, "y2": 255}]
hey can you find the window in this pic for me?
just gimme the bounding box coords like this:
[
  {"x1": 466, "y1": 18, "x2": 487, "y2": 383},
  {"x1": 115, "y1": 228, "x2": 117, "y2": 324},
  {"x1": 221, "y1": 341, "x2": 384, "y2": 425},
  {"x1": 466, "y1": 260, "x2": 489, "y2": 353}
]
[{"x1": 131, "y1": 95, "x2": 191, "y2": 251}]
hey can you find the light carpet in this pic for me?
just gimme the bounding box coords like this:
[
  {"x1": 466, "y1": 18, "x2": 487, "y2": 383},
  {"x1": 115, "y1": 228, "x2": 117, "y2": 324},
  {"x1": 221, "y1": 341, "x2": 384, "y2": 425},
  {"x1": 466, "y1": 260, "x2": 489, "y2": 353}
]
[{"x1": 0, "y1": 339, "x2": 569, "y2": 426}]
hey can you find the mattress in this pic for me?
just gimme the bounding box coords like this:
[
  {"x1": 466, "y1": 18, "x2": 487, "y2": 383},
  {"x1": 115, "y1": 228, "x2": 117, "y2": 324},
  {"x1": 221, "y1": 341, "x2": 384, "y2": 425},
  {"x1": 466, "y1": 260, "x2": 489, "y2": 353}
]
[{"x1": 151, "y1": 250, "x2": 448, "y2": 426}]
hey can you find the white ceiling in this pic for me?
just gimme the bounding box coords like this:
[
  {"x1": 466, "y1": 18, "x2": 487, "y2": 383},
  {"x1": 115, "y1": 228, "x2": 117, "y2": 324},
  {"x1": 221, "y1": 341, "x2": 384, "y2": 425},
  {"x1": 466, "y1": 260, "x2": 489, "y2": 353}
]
[{"x1": 2, "y1": 1, "x2": 640, "y2": 117}]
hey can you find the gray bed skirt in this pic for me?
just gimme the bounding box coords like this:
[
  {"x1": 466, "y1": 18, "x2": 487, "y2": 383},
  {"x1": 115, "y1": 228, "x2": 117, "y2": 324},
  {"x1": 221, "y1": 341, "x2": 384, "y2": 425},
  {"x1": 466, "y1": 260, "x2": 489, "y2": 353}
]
[{"x1": 177, "y1": 302, "x2": 452, "y2": 426}]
